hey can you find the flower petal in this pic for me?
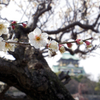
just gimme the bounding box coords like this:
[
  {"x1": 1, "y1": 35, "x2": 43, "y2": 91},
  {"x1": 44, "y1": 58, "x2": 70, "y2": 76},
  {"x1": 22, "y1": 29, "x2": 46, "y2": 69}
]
[
  {"x1": 34, "y1": 27, "x2": 41, "y2": 35},
  {"x1": 28, "y1": 27, "x2": 48, "y2": 48}
]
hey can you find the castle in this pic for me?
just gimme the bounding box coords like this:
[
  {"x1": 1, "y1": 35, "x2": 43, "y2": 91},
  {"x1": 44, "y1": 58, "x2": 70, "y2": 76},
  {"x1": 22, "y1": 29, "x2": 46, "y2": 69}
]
[{"x1": 52, "y1": 53, "x2": 86, "y2": 76}]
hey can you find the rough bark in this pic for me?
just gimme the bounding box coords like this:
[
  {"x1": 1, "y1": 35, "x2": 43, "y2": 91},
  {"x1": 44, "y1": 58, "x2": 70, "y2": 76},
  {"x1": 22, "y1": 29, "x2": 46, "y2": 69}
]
[{"x1": 0, "y1": 43, "x2": 75, "y2": 100}]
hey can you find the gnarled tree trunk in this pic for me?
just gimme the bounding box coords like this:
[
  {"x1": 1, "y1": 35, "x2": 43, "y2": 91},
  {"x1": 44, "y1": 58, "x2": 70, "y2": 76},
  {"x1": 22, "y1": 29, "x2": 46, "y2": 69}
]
[{"x1": 0, "y1": 44, "x2": 74, "y2": 100}]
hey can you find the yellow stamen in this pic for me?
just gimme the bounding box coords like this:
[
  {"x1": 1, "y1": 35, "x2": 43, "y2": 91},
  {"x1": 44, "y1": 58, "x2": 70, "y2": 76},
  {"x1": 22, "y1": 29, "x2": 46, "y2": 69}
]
[
  {"x1": 0, "y1": 24, "x2": 4, "y2": 29},
  {"x1": 35, "y1": 35, "x2": 41, "y2": 41}
]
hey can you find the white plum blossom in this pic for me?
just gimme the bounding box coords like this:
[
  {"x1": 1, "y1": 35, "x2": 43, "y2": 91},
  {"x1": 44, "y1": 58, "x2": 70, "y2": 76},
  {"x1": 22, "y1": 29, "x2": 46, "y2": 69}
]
[
  {"x1": 0, "y1": 37, "x2": 5, "y2": 51},
  {"x1": 4, "y1": 42, "x2": 15, "y2": 52},
  {"x1": 0, "y1": 21, "x2": 8, "y2": 36},
  {"x1": 48, "y1": 40, "x2": 59, "y2": 51},
  {"x1": 28, "y1": 28, "x2": 48, "y2": 49},
  {"x1": 48, "y1": 49, "x2": 57, "y2": 57}
]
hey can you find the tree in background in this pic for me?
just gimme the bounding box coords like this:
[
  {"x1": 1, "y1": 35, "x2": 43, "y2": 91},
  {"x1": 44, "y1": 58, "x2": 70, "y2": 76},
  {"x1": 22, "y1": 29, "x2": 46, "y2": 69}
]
[
  {"x1": 66, "y1": 75, "x2": 97, "y2": 95},
  {"x1": 0, "y1": 0, "x2": 100, "y2": 100},
  {"x1": 95, "y1": 75, "x2": 100, "y2": 94}
]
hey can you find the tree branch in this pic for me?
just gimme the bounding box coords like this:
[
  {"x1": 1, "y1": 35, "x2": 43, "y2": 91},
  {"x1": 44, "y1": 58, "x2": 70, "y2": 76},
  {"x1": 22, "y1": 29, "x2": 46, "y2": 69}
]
[
  {"x1": 58, "y1": 71, "x2": 71, "y2": 85},
  {"x1": 44, "y1": 21, "x2": 99, "y2": 35},
  {"x1": 0, "y1": 0, "x2": 10, "y2": 6},
  {"x1": 23, "y1": 1, "x2": 52, "y2": 33},
  {"x1": 93, "y1": 14, "x2": 100, "y2": 27}
]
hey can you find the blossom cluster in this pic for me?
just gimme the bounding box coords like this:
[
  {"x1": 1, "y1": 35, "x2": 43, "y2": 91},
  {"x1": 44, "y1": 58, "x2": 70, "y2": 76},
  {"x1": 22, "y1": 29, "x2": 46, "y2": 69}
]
[
  {"x1": 0, "y1": 21, "x2": 15, "y2": 52},
  {"x1": 0, "y1": 20, "x2": 93, "y2": 56},
  {"x1": 0, "y1": 21, "x2": 28, "y2": 53},
  {"x1": 0, "y1": 37, "x2": 15, "y2": 52},
  {"x1": 11, "y1": 21, "x2": 27, "y2": 30},
  {"x1": 0, "y1": 21, "x2": 8, "y2": 35},
  {"x1": 28, "y1": 28, "x2": 92, "y2": 57}
]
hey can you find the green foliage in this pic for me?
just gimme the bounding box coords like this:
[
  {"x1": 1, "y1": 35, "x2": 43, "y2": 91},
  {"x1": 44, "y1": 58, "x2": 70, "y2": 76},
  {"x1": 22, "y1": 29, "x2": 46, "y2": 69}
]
[
  {"x1": 55, "y1": 71, "x2": 61, "y2": 76},
  {"x1": 71, "y1": 75, "x2": 85, "y2": 82},
  {"x1": 95, "y1": 78, "x2": 100, "y2": 92}
]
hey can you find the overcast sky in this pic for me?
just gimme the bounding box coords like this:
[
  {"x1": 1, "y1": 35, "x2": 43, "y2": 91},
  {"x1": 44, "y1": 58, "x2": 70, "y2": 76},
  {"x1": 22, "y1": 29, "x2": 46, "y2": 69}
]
[{"x1": 0, "y1": 0, "x2": 100, "y2": 81}]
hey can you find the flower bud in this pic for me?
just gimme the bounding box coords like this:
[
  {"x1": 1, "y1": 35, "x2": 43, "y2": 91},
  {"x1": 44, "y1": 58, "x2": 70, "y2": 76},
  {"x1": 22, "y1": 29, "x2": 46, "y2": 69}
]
[
  {"x1": 11, "y1": 21, "x2": 17, "y2": 30},
  {"x1": 11, "y1": 21, "x2": 17, "y2": 25},
  {"x1": 22, "y1": 23, "x2": 27, "y2": 28},
  {"x1": 67, "y1": 43, "x2": 72, "y2": 48},
  {"x1": 76, "y1": 39, "x2": 83, "y2": 45},
  {"x1": 59, "y1": 44, "x2": 65, "y2": 53},
  {"x1": 85, "y1": 41, "x2": 92, "y2": 48},
  {"x1": 48, "y1": 40, "x2": 59, "y2": 51},
  {"x1": 11, "y1": 25, "x2": 15, "y2": 30}
]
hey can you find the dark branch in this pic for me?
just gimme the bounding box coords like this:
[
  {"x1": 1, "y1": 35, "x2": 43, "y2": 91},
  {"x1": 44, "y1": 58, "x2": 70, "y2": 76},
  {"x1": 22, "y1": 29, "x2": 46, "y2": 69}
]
[
  {"x1": 58, "y1": 71, "x2": 71, "y2": 85},
  {"x1": 23, "y1": 1, "x2": 52, "y2": 33},
  {"x1": 93, "y1": 14, "x2": 100, "y2": 27},
  {"x1": 64, "y1": 45, "x2": 97, "y2": 55},
  {"x1": 0, "y1": 0, "x2": 10, "y2": 6},
  {"x1": 44, "y1": 21, "x2": 99, "y2": 35}
]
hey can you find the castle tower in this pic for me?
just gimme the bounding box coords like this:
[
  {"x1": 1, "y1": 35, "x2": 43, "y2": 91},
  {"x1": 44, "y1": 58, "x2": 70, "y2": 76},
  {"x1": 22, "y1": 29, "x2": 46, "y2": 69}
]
[{"x1": 52, "y1": 53, "x2": 86, "y2": 76}]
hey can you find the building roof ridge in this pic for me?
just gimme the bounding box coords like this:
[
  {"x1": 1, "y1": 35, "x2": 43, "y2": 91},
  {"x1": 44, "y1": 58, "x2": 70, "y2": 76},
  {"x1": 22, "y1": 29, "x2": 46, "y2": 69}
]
[{"x1": 61, "y1": 53, "x2": 79, "y2": 60}]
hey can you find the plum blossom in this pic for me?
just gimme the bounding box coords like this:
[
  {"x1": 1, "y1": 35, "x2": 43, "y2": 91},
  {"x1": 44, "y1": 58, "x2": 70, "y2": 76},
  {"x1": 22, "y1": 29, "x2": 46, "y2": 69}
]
[
  {"x1": 0, "y1": 37, "x2": 5, "y2": 51},
  {"x1": 4, "y1": 42, "x2": 15, "y2": 52},
  {"x1": 0, "y1": 21, "x2": 8, "y2": 36},
  {"x1": 28, "y1": 28, "x2": 48, "y2": 49},
  {"x1": 48, "y1": 49, "x2": 57, "y2": 57},
  {"x1": 48, "y1": 40, "x2": 59, "y2": 51}
]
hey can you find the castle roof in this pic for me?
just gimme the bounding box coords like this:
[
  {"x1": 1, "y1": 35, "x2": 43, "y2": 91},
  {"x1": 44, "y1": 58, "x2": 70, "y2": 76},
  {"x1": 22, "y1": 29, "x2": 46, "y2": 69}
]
[{"x1": 61, "y1": 53, "x2": 79, "y2": 60}]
